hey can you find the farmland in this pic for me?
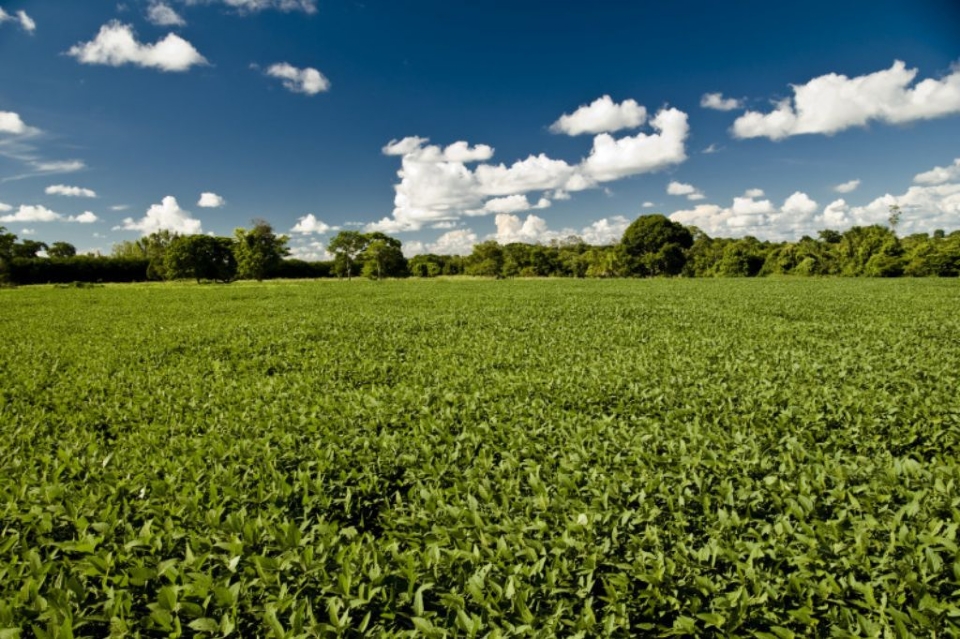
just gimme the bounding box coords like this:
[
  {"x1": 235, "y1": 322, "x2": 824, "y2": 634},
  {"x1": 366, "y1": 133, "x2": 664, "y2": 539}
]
[{"x1": 1, "y1": 278, "x2": 959, "y2": 637}]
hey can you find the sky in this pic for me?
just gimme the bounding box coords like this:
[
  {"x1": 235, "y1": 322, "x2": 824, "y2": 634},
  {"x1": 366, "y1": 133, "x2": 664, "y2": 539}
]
[{"x1": 1, "y1": 0, "x2": 959, "y2": 259}]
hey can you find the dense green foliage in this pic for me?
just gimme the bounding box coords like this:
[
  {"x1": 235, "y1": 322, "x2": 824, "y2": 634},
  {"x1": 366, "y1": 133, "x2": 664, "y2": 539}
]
[
  {"x1": 165, "y1": 236, "x2": 238, "y2": 284},
  {"x1": 4, "y1": 218, "x2": 960, "y2": 285},
  {"x1": 234, "y1": 222, "x2": 291, "y2": 282},
  {"x1": 1, "y1": 279, "x2": 958, "y2": 637}
]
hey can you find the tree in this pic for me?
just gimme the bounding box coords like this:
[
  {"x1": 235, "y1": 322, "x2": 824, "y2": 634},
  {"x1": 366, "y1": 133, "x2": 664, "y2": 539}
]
[
  {"x1": 360, "y1": 233, "x2": 407, "y2": 279},
  {"x1": 328, "y1": 231, "x2": 370, "y2": 280},
  {"x1": 12, "y1": 240, "x2": 48, "y2": 259},
  {"x1": 234, "y1": 220, "x2": 289, "y2": 281},
  {"x1": 465, "y1": 241, "x2": 504, "y2": 277},
  {"x1": 113, "y1": 230, "x2": 177, "y2": 280},
  {"x1": 48, "y1": 242, "x2": 77, "y2": 258},
  {"x1": 165, "y1": 235, "x2": 237, "y2": 283},
  {"x1": 0, "y1": 226, "x2": 16, "y2": 284},
  {"x1": 620, "y1": 214, "x2": 693, "y2": 276}
]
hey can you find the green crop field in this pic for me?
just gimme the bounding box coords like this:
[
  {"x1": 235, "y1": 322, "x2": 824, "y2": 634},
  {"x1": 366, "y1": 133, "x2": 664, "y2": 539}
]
[{"x1": 1, "y1": 279, "x2": 959, "y2": 638}]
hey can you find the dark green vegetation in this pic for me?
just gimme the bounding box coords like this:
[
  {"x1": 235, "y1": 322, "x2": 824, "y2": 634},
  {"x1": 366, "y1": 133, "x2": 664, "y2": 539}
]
[
  {"x1": 4, "y1": 215, "x2": 960, "y2": 286},
  {"x1": 2, "y1": 279, "x2": 959, "y2": 637}
]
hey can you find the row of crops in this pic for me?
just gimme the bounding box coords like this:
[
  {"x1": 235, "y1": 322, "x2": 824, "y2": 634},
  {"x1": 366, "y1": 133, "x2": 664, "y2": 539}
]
[{"x1": 1, "y1": 279, "x2": 959, "y2": 637}]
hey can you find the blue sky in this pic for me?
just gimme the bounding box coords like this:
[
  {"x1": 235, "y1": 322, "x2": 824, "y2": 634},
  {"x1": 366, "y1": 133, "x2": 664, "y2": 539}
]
[{"x1": 1, "y1": 0, "x2": 959, "y2": 258}]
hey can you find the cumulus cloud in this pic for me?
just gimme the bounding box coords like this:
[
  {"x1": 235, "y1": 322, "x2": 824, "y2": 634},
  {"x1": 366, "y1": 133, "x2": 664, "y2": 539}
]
[
  {"x1": 288, "y1": 240, "x2": 333, "y2": 261},
  {"x1": 425, "y1": 229, "x2": 479, "y2": 256},
  {"x1": 744, "y1": 188, "x2": 765, "y2": 198},
  {"x1": 700, "y1": 93, "x2": 742, "y2": 111},
  {"x1": 147, "y1": 2, "x2": 186, "y2": 26},
  {"x1": 68, "y1": 211, "x2": 99, "y2": 223},
  {"x1": 833, "y1": 179, "x2": 861, "y2": 193},
  {"x1": 642, "y1": 201, "x2": 655, "y2": 208},
  {"x1": 265, "y1": 63, "x2": 330, "y2": 95},
  {"x1": 914, "y1": 158, "x2": 960, "y2": 185},
  {"x1": 670, "y1": 160, "x2": 960, "y2": 238},
  {"x1": 197, "y1": 192, "x2": 225, "y2": 207},
  {"x1": 732, "y1": 60, "x2": 960, "y2": 140},
  {"x1": 578, "y1": 215, "x2": 632, "y2": 245},
  {"x1": 67, "y1": 21, "x2": 207, "y2": 72},
  {"x1": 474, "y1": 194, "x2": 551, "y2": 215},
  {"x1": 0, "y1": 110, "x2": 28, "y2": 135},
  {"x1": 580, "y1": 108, "x2": 689, "y2": 182},
  {"x1": 46, "y1": 184, "x2": 97, "y2": 198},
  {"x1": 291, "y1": 213, "x2": 331, "y2": 234},
  {"x1": 0, "y1": 205, "x2": 62, "y2": 223},
  {"x1": 550, "y1": 95, "x2": 647, "y2": 136},
  {"x1": 667, "y1": 181, "x2": 705, "y2": 201},
  {"x1": 670, "y1": 192, "x2": 827, "y2": 239},
  {"x1": 379, "y1": 107, "x2": 689, "y2": 231},
  {"x1": 117, "y1": 196, "x2": 202, "y2": 234},
  {"x1": 0, "y1": 7, "x2": 35, "y2": 32},
  {"x1": 0, "y1": 202, "x2": 11, "y2": 212}
]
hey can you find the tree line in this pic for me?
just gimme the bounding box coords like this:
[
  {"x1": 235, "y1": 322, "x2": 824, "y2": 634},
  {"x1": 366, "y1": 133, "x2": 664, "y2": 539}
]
[{"x1": 3, "y1": 212, "x2": 960, "y2": 286}]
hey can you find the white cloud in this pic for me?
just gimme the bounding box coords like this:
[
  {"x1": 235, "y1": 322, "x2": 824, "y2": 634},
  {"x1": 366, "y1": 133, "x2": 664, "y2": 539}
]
[
  {"x1": 288, "y1": 240, "x2": 332, "y2": 261},
  {"x1": 117, "y1": 196, "x2": 202, "y2": 234},
  {"x1": 494, "y1": 213, "x2": 552, "y2": 244},
  {"x1": 667, "y1": 180, "x2": 705, "y2": 201},
  {"x1": 0, "y1": 110, "x2": 28, "y2": 135},
  {"x1": 642, "y1": 201, "x2": 655, "y2": 208},
  {"x1": 914, "y1": 158, "x2": 960, "y2": 185},
  {"x1": 147, "y1": 2, "x2": 186, "y2": 26},
  {"x1": 670, "y1": 192, "x2": 821, "y2": 239},
  {"x1": 431, "y1": 221, "x2": 457, "y2": 229},
  {"x1": 110, "y1": 204, "x2": 130, "y2": 211},
  {"x1": 732, "y1": 60, "x2": 960, "y2": 140},
  {"x1": 700, "y1": 93, "x2": 742, "y2": 111},
  {"x1": 427, "y1": 229, "x2": 478, "y2": 255},
  {"x1": 265, "y1": 63, "x2": 330, "y2": 95},
  {"x1": 833, "y1": 179, "x2": 861, "y2": 193},
  {"x1": 197, "y1": 192, "x2": 225, "y2": 207},
  {"x1": 0, "y1": 204, "x2": 62, "y2": 223},
  {"x1": 669, "y1": 159, "x2": 960, "y2": 238},
  {"x1": 379, "y1": 107, "x2": 689, "y2": 231},
  {"x1": 702, "y1": 143, "x2": 720, "y2": 154},
  {"x1": 32, "y1": 160, "x2": 85, "y2": 174},
  {"x1": 182, "y1": 0, "x2": 317, "y2": 13},
  {"x1": 550, "y1": 95, "x2": 647, "y2": 136},
  {"x1": 291, "y1": 213, "x2": 330, "y2": 234},
  {"x1": 67, "y1": 21, "x2": 207, "y2": 72},
  {"x1": 581, "y1": 108, "x2": 689, "y2": 182},
  {"x1": 782, "y1": 191, "x2": 818, "y2": 217},
  {"x1": 68, "y1": 211, "x2": 99, "y2": 223},
  {"x1": 0, "y1": 7, "x2": 35, "y2": 32},
  {"x1": 579, "y1": 215, "x2": 631, "y2": 245},
  {"x1": 744, "y1": 188, "x2": 765, "y2": 198},
  {"x1": 475, "y1": 194, "x2": 551, "y2": 215},
  {"x1": 475, "y1": 154, "x2": 580, "y2": 196},
  {"x1": 46, "y1": 184, "x2": 97, "y2": 198},
  {"x1": 0, "y1": 202, "x2": 11, "y2": 212},
  {"x1": 20, "y1": 228, "x2": 35, "y2": 235}
]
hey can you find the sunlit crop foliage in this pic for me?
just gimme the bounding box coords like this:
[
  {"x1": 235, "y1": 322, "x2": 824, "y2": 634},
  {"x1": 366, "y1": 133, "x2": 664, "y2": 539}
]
[{"x1": 1, "y1": 279, "x2": 958, "y2": 637}]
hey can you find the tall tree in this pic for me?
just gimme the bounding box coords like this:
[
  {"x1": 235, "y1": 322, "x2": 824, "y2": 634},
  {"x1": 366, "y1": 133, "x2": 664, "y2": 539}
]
[
  {"x1": 12, "y1": 240, "x2": 48, "y2": 259},
  {"x1": 0, "y1": 226, "x2": 16, "y2": 283},
  {"x1": 165, "y1": 235, "x2": 237, "y2": 283},
  {"x1": 360, "y1": 233, "x2": 407, "y2": 279},
  {"x1": 47, "y1": 242, "x2": 77, "y2": 258},
  {"x1": 620, "y1": 214, "x2": 693, "y2": 276},
  {"x1": 234, "y1": 220, "x2": 290, "y2": 281},
  {"x1": 328, "y1": 231, "x2": 369, "y2": 280}
]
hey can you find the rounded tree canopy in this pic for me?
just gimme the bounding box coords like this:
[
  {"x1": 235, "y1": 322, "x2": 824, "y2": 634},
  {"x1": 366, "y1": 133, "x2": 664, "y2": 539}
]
[{"x1": 621, "y1": 214, "x2": 694, "y2": 257}]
